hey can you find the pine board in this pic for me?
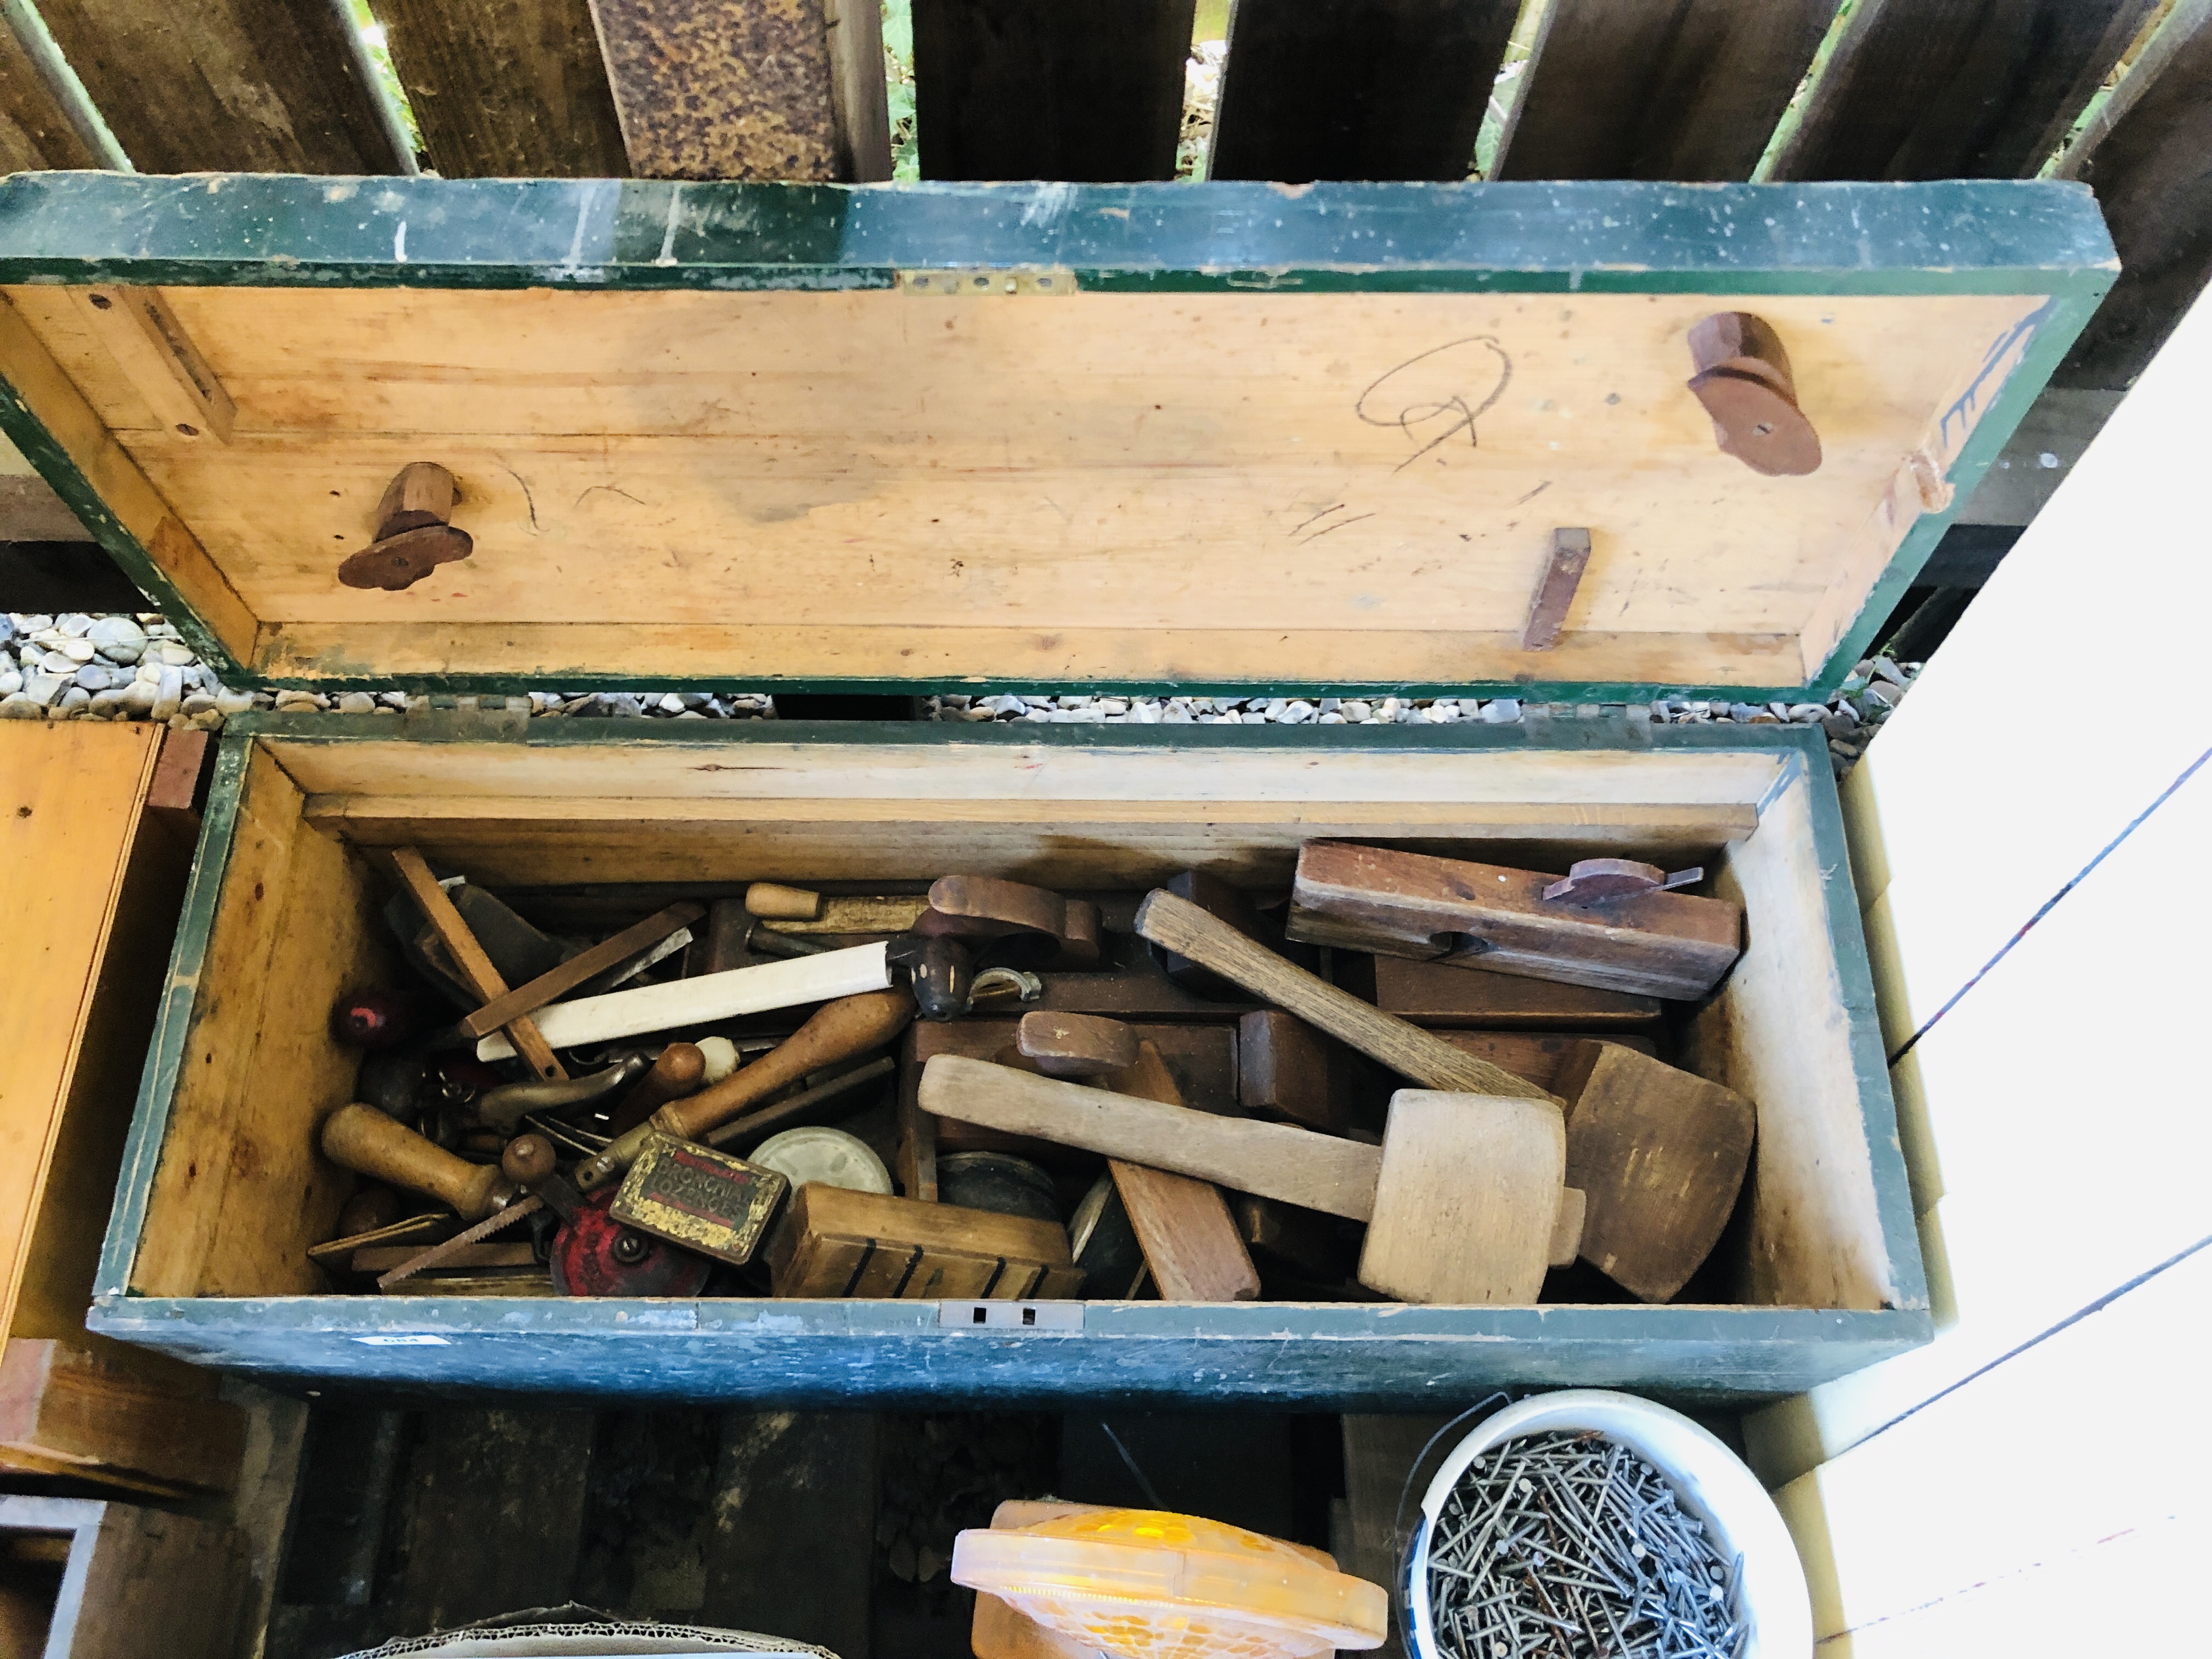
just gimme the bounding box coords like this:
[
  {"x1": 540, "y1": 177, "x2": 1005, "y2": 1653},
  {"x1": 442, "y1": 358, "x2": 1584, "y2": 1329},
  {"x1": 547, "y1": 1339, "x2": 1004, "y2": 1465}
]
[{"x1": 368, "y1": 0, "x2": 629, "y2": 177}]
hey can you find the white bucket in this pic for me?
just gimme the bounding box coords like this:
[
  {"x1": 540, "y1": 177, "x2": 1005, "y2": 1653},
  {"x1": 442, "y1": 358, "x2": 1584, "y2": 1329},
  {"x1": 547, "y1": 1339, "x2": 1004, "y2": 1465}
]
[{"x1": 1402, "y1": 1390, "x2": 1812, "y2": 1659}]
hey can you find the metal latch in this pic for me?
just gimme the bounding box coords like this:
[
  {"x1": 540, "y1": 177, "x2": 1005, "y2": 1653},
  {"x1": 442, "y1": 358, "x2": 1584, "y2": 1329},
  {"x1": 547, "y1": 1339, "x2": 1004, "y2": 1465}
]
[
  {"x1": 939, "y1": 1301, "x2": 1085, "y2": 1330},
  {"x1": 901, "y1": 267, "x2": 1078, "y2": 297}
]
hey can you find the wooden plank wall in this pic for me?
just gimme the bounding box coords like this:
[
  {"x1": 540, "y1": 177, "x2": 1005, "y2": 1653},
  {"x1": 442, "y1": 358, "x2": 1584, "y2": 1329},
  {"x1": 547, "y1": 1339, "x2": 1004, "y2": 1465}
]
[
  {"x1": 2051, "y1": 3, "x2": 2212, "y2": 388},
  {"x1": 1, "y1": 0, "x2": 2207, "y2": 381},
  {"x1": 912, "y1": 0, "x2": 1194, "y2": 181},
  {"x1": 0, "y1": 18, "x2": 99, "y2": 171},
  {"x1": 1208, "y1": 0, "x2": 1522, "y2": 182},
  {"x1": 367, "y1": 0, "x2": 629, "y2": 176},
  {"x1": 1491, "y1": 0, "x2": 1835, "y2": 182},
  {"x1": 1769, "y1": 0, "x2": 2157, "y2": 181},
  {"x1": 30, "y1": 0, "x2": 404, "y2": 173}
]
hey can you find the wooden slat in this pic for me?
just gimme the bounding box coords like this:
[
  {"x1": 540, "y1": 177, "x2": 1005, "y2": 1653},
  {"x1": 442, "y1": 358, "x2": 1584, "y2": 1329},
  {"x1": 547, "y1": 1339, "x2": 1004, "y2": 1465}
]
[
  {"x1": 912, "y1": 0, "x2": 1195, "y2": 182},
  {"x1": 366, "y1": 0, "x2": 628, "y2": 176},
  {"x1": 2054, "y1": 7, "x2": 2212, "y2": 388},
  {"x1": 589, "y1": 0, "x2": 891, "y2": 181},
  {"x1": 0, "y1": 721, "x2": 161, "y2": 1339},
  {"x1": 1770, "y1": 0, "x2": 2158, "y2": 181},
  {"x1": 0, "y1": 19, "x2": 101, "y2": 171},
  {"x1": 389, "y1": 1408, "x2": 595, "y2": 1633},
  {"x1": 1209, "y1": 0, "x2": 1519, "y2": 182},
  {"x1": 1493, "y1": 0, "x2": 1835, "y2": 182},
  {"x1": 31, "y1": 0, "x2": 404, "y2": 173}
]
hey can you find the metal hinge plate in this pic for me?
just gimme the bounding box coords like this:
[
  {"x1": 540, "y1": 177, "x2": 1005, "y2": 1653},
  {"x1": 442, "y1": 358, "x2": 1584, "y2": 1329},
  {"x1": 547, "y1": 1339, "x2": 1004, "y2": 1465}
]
[
  {"x1": 901, "y1": 267, "x2": 1078, "y2": 297},
  {"x1": 938, "y1": 1300, "x2": 1085, "y2": 1331}
]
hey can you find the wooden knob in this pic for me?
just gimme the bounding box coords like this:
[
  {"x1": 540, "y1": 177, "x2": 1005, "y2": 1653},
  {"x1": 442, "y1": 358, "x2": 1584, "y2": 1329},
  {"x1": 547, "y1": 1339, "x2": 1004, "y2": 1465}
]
[
  {"x1": 605, "y1": 1042, "x2": 707, "y2": 1135},
  {"x1": 320, "y1": 1104, "x2": 511, "y2": 1221},
  {"x1": 375, "y1": 461, "x2": 460, "y2": 538},
  {"x1": 744, "y1": 882, "x2": 822, "y2": 921},
  {"x1": 501, "y1": 1133, "x2": 557, "y2": 1187},
  {"x1": 1686, "y1": 312, "x2": 1821, "y2": 477}
]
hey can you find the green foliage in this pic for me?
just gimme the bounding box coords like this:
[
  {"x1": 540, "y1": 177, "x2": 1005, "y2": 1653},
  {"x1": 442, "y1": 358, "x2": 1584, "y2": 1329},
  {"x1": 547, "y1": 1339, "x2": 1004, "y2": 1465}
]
[{"x1": 883, "y1": 0, "x2": 919, "y2": 181}]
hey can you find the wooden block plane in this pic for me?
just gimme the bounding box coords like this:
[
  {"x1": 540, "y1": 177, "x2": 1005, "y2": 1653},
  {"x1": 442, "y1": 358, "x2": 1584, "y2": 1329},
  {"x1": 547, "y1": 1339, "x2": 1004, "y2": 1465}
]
[
  {"x1": 766, "y1": 1183, "x2": 1082, "y2": 1300},
  {"x1": 1288, "y1": 842, "x2": 1743, "y2": 999}
]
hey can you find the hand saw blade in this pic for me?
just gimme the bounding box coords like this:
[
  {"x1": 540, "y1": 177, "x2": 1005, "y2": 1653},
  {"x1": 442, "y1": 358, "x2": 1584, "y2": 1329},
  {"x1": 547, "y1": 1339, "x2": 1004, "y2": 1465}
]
[{"x1": 376, "y1": 1194, "x2": 543, "y2": 1291}]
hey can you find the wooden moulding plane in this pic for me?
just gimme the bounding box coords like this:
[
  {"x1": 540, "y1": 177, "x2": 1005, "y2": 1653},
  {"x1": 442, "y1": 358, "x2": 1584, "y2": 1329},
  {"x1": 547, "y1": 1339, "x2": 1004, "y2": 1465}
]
[{"x1": 1288, "y1": 842, "x2": 1744, "y2": 1000}]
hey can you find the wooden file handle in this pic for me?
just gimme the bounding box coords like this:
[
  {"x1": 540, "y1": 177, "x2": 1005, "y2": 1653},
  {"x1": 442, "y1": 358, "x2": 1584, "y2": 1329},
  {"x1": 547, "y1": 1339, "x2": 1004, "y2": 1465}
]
[
  {"x1": 321, "y1": 1104, "x2": 514, "y2": 1221},
  {"x1": 606, "y1": 1042, "x2": 707, "y2": 1135},
  {"x1": 575, "y1": 988, "x2": 917, "y2": 1190},
  {"x1": 744, "y1": 882, "x2": 822, "y2": 920},
  {"x1": 1133, "y1": 890, "x2": 1558, "y2": 1104},
  {"x1": 919, "y1": 1054, "x2": 1385, "y2": 1221}
]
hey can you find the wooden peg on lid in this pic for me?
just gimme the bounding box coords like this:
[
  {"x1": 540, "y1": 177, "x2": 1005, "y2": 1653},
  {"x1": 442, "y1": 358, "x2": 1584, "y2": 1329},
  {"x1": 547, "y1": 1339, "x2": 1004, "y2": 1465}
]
[
  {"x1": 340, "y1": 461, "x2": 473, "y2": 590},
  {"x1": 1686, "y1": 313, "x2": 1821, "y2": 477}
]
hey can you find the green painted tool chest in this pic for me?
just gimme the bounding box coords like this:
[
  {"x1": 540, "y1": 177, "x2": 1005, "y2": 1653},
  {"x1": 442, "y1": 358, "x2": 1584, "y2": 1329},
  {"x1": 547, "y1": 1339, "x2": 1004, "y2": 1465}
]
[{"x1": 0, "y1": 172, "x2": 2114, "y2": 1403}]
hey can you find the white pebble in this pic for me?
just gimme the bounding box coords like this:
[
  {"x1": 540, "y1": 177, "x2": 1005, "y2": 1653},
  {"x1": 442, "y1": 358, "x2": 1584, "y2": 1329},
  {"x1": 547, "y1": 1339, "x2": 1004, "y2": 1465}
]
[{"x1": 337, "y1": 691, "x2": 378, "y2": 715}]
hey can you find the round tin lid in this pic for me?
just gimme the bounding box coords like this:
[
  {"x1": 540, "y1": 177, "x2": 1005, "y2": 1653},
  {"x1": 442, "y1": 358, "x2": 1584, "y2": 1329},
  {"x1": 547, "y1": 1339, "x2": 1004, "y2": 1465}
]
[{"x1": 748, "y1": 1126, "x2": 892, "y2": 1195}]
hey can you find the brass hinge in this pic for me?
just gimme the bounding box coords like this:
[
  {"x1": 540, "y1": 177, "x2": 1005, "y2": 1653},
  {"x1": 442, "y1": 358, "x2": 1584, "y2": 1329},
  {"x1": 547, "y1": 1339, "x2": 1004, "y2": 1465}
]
[{"x1": 901, "y1": 267, "x2": 1079, "y2": 297}]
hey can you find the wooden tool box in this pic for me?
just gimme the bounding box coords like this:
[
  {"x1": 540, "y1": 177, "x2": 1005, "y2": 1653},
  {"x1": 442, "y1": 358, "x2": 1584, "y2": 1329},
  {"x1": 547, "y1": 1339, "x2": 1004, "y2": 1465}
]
[{"x1": 0, "y1": 173, "x2": 2113, "y2": 1404}]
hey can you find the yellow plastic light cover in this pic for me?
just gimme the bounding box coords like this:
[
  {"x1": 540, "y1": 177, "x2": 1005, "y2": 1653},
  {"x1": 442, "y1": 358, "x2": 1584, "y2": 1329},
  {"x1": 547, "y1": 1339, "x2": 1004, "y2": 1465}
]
[{"x1": 951, "y1": 1507, "x2": 1389, "y2": 1659}]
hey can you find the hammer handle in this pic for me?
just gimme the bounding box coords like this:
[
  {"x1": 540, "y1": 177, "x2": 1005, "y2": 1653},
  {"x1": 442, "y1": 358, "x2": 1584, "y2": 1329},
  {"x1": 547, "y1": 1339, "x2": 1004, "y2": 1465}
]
[
  {"x1": 1133, "y1": 890, "x2": 1556, "y2": 1103},
  {"x1": 322, "y1": 1104, "x2": 509, "y2": 1221}
]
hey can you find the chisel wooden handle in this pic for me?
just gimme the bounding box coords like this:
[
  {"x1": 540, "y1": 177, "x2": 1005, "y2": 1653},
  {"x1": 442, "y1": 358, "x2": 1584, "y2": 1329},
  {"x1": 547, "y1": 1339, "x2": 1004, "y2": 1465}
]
[
  {"x1": 321, "y1": 1104, "x2": 515, "y2": 1221},
  {"x1": 606, "y1": 1041, "x2": 707, "y2": 1135},
  {"x1": 1133, "y1": 890, "x2": 1556, "y2": 1103},
  {"x1": 1103, "y1": 1043, "x2": 1261, "y2": 1303},
  {"x1": 575, "y1": 989, "x2": 917, "y2": 1190}
]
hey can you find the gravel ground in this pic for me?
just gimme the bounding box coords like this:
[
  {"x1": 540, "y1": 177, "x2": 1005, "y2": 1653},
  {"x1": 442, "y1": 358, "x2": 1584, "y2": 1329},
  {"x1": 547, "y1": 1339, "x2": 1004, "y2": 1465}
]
[
  {"x1": 4, "y1": 611, "x2": 1912, "y2": 778},
  {"x1": 923, "y1": 658, "x2": 1914, "y2": 780}
]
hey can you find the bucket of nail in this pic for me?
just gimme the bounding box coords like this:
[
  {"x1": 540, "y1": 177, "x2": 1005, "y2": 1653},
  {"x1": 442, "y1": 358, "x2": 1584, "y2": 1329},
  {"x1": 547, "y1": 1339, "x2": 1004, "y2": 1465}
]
[{"x1": 1404, "y1": 1391, "x2": 1810, "y2": 1659}]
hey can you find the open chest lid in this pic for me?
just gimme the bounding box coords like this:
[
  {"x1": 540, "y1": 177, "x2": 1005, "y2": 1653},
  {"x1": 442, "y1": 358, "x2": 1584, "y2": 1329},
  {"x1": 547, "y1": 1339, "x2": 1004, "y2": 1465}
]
[{"x1": 0, "y1": 173, "x2": 2111, "y2": 698}]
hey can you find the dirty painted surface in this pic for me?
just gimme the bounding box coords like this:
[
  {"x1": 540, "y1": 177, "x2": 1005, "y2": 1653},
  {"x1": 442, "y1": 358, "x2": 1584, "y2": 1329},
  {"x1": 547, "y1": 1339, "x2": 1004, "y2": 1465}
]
[
  {"x1": 0, "y1": 173, "x2": 2115, "y2": 296},
  {"x1": 591, "y1": 0, "x2": 843, "y2": 180},
  {"x1": 0, "y1": 174, "x2": 2115, "y2": 698},
  {"x1": 89, "y1": 1293, "x2": 1929, "y2": 1406}
]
